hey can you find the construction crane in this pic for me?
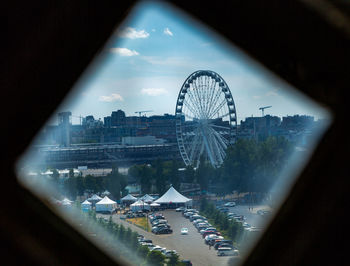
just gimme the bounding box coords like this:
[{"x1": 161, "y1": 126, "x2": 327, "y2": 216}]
[
  {"x1": 135, "y1": 110, "x2": 153, "y2": 117},
  {"x1": 259, "y1": 106, "x2": 272, "y2": 116}
]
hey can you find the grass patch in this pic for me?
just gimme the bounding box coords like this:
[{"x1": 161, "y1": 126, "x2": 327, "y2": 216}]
[{"x1": 127, "y1": 217, "x2": 150, "y2": 232}]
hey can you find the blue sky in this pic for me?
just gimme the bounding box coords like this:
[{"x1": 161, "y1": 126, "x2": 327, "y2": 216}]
[{"x1": 53, "y1": 1, "x2": 329, "y2": 125}]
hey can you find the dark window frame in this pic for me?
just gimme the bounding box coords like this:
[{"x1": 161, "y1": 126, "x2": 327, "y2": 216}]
[{"x1": 2, "y1": 1, "x2": 349, "y2": 265}]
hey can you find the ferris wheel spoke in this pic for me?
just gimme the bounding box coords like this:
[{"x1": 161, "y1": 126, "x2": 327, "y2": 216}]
[
  {"x1": 208, "y1": 99, "x2": 227, "y2": 119},
  {"x1": 208, "y1": 128, "x2": 225, "y2": 164},
  {"x1": 209, "y1": 124, "x2": 231, "y2": 130},
  {"x1": 207, "y1": 128, "x2": 223, "y2": 166},
  {"x1": 188, "y1": 129, "x2": 202, "y2": 162},
  {"x1": 183, "y1": 101, "x2": 201, "y2": 119},
  {"x1": 207, "y1": 87, "x2": 223, "y2": 118},
  {"x1": 209, "y1": 126, "x2": 228, "y2": 149},
  {"x1": 205, "y1": 79, "x2": 218, "y2": 117},
  {"x1": 192, "y1": 80, "x2": 206, "y2": 118},
  {"x1": 186, "y1": 88, "x2": 203, "y2": 118}
]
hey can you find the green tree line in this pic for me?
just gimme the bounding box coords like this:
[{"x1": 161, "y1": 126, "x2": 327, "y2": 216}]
[
  {"x1": 60, "y1": 166, "x2": 127, "y2": 200},
  {"x1": 200, "y1": 198, "x2": 244, "y2": 244},
  {"x1": 129, "y1": 136, "x2": 293, "y2": 196},
  {"x1": 89, "y1": 211, "x2": 185, "y2": 266}
]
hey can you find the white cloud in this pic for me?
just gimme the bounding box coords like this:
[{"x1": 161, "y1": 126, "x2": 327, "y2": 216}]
[
  {"x1": 109, "y1": 48, "x2": 139, "y2": 56},
  {"x1": 141, "y1": 88, "x2": 168, "y2": 96},
  {"x1": 163, "y1": 27, "x2": 173, "y2": 36},
  {"x1": 265, "y1": 89, "x2": 279, "y2": 97},
  {"x1": 98, "y1": 93, "x2": 124, "y2": 102},
  {"x1": 117, "y1": 27, "x2": 149, "y2": 39}
]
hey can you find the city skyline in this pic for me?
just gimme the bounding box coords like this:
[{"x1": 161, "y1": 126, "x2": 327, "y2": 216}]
[{"x1": 50, "y1": 1, "x2": 329, "y2": 126}]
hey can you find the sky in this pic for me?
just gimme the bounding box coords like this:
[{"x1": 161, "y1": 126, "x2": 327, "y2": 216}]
[{"x1": 52, "y1": 1, "x2": 330, "y2": 125}]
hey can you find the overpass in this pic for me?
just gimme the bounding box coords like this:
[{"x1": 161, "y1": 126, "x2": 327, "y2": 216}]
[{"x1": 30, "y1": 143, "x2": 181, "y2": 169}]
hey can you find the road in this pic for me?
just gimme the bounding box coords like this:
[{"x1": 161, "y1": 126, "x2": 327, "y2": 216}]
[{"x1": 227, "y1": 204, "x2": 272, "y2": 228}]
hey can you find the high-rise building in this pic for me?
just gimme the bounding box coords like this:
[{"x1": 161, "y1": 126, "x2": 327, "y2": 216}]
[
  {"x1": 58, "y1": 111, "x2": 71, "y2": 146},
  {"x1": 111, "y1": 109, "x2": 126, "y2": 126}
]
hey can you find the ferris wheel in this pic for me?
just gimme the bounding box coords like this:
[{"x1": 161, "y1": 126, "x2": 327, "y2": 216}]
[{"x1": 175, "y1": 70, "x2": 237, "y2": 168}]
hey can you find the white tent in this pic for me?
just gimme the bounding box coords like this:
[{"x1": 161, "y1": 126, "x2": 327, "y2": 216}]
[
  {"x1": 140, "y1": 194, "x2": 155, "y2": 203},
  {"x1": 61, "y1": 198, "x2": 73, "y2": 206},
  {"x1": 88, "y1": 194, "x2": 102, "y2": 202},
  {"x1": 130, "y1": 200, "x2": 150, "y2": 212},
  {"x1": 95, "y1": 196, "x2": 117, "y2": 213},
  {"x1": 121, "y1": 194, "x2": 138, "y2": 203},
  {"x1": 150, "y1": 202, "x2": 160, "y2": 209},
  {"x1": 154, "y1": 186, "x2": 192, "y2": 207},
  {"x1": 87, "y1": 194, "x2": 102, "y2": 206},
  {"x1": 81, "y1": 199, "x2": 92, "y2": 212}
]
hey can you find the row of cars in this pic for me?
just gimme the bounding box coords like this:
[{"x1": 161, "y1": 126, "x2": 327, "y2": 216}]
[
  {"x1": 137, "y1": 234, "x2": 192, "y2": 265},
  {"x1": 181, "y1": 208, "x2": 240, "y2": 257},
  {"x1": 137, "y1": 236, "x2": 178, "y2": 258},
  {"x1": 149, "y1": 212, "x2": 173, "y2": 234}
]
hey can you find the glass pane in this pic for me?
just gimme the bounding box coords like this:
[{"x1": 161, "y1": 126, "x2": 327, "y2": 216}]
[{"x1": 16, "y1": 1, "x2": 331, "y2": 265}]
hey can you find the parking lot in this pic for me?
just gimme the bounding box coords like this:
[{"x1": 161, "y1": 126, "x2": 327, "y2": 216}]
[
  {"x1": 98, "y1": 203, "x2": 271, "y2": 265},
  {"x1": 104, "y1": 210, "x2": 231, "y2": 265}
]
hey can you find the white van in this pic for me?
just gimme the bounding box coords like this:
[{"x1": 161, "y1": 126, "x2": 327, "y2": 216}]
[{"x1": 217, "y1": 247, "x2": 239, "y2": 256}]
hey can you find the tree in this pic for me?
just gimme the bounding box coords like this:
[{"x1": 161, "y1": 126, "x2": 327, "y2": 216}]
[
  {"x1": 137, "y1": 245, "x2": 149, "y2": 259},
  {"x1": 51, "y1": 168, "x2": 60, "y2": 186},
  {"x1": 76, "y1": 172, "x2": 85, "y2": 196},
  {"x1": 166, "y1": 252, "x2": 180, "y2": 266},
  {"x1": 184, "y1": 165, "x2": 195, "y2": 183},
  {"x1": 196, "y1": 155, "x2": 213, "y2": 192},
  {"x1": 145, "y1": 251, "x2": 165, "y2": 266},
  {"x1": 154, "y1": 159, "x2": 166, "y2": 194},
  {"x1": 84, "y1": 174, "x2": 97, "y2": 193}
]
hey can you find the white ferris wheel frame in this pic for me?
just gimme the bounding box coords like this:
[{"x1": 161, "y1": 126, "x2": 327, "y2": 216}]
[{"x1": 175, "y1": 70, "x2": 237, "y2": 168}]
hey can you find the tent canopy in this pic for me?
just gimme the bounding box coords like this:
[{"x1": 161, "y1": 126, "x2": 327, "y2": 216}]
[
  {"x1": 140, "y1": 194, "x2": 155, "y2": 203},
  {"x1": 130, "y1": 199, "x2": 149, "y2": 206},
  {"x1": 155, "y1": 186, "x2": 191, "y2": 204},
  {"x1": 81, "y1": 200, "x2": 91, "y2": 205},
  {"x1": 88, "y1": 194, "x2": 102, "y2": 201},
  {"x1": 130, "y1": 199, "x2": 150, "y2": 211},
  {"x1": 150, "y1": 202, "x2": 160, "y2": 207},
  {"x1": 96, "y1": 196, "x2": 116, "y2": 205},
  {"x1": 121, "y1": 194, "x2": 137, "y2": 202}
]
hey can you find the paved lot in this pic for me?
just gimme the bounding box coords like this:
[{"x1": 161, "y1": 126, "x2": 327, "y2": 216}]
[
  {"x1": 99, "y1": 205, "x2": 271, "y2": 265},
  {"x1": 228, "y1": 204, "x2": 272, "y2": 228},
  {"x1": 101, "y1": 210, "x2": 231, "y2": 266}
]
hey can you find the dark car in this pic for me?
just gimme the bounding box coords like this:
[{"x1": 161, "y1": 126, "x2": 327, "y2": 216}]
[
  {"x1": 180, "y1": 260, "x2": 192, "y2": 266},
  {"x1": 154, "y1": 227, "x2": 173, "y2": 234},
  {"x1": 139, "y1": 239, "x2": 152, "y2": 244}
]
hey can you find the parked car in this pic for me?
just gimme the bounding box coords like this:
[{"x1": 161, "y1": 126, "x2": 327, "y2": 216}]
[
  {"x1": 163, "y1": 250, "x2": 178, "y2": 257},
  {"x1": 224, "y1": 202, "x2": 236, "y2": 207},
  {"x1": 181, "y1": 227, "x2": 188, "y2": 235},
  {"x1": 175, "y1": 207, "x2": 185, "y2": 212},
  {"x1": 139, "y1": 239, "x2": 153, "y2": 244},
  {"x1": 214, "y1": 240, "x2": 233, "y2": 250},
  {"x1": 217, "y1": 247, "x2": 239, "y2": 256},
  {"x1": 152, "y1": 219, "x2": 167, "y2": 226},
  {"x1": 205, "y1": 234, "x2": 223, "y2": 244},
  {"x1": 180, "y1": 260, "x2": 193, "y2": 266},
  {"x1": 152, "y1": 224, "x2": 170, "y2": 232},
  {"x1": 141, "y1": 242, "x2": 155, "y2": 249},
  {"x1": 154, "y1": 227, "x2": 173, "y2": 234},
  {"x1": 150, "y1": 246, "x2": 166, "y2": 253}
]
